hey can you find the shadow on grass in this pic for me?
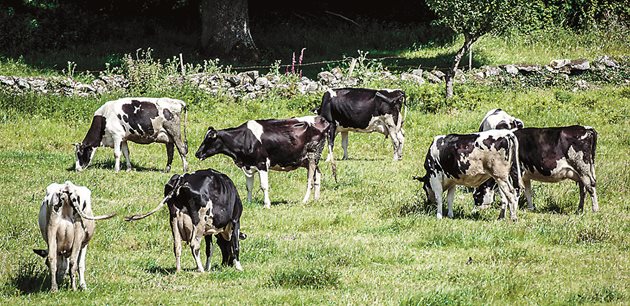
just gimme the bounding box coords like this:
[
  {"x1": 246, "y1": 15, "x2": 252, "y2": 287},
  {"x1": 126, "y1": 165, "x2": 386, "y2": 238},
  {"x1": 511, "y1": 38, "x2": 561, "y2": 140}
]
[
  {"x1": 66, "y1": 160, "x2": 164, "y2": 173},
  {"x1": 8, "y1": 259, "x2": 49, "y2": 295}
]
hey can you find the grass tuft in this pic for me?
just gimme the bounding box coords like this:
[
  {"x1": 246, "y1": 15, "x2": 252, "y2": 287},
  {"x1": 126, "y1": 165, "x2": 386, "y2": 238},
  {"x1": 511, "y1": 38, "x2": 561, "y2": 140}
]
[{"x1": 268, "y1": 266, "x2": 340, "y2": 289}]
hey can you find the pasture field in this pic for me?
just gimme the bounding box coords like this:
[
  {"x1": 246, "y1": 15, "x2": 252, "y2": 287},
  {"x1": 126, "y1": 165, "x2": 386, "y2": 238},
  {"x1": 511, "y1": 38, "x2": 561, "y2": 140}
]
[{"x1": 0, "y1": 84, "x2": 629, "y2": 305}]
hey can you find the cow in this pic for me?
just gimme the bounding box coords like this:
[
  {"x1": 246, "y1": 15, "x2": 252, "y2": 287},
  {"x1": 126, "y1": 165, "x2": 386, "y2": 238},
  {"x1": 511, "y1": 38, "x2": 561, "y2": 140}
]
[
  {"x1": 125, "y1": 169, "x2": 244, "y2": 272},
  {"x1": 415, "y1": 129, "x2": 521, "y2": 221},
  {"x1": 315, "y1": 88, "x2": 406, "y2": 161},
  {"x1": 75, "y1": 97, "x2": 188, "y2": 173},
  {"x1": 195, "y1": 115, "x2": 331, "y2": 209},
  {"x1": 474, "y1": 126, "x2": 599, "y2": 213},
  {"x1": 33, "y1": 181, "x2": 116, "y2": 291},
  {"x1": 479, "y1": 108, "x2": 524, "y2": 132},
  {"x1": 474, "y1": 108, "x2": 525, "y2": 207}
]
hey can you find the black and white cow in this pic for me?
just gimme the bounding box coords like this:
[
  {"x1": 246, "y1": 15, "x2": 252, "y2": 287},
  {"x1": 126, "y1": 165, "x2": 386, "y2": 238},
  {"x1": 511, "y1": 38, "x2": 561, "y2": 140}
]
[
  {"x1": 126, "y1": 169, "x2": 244, "y2": 272},
  {"x1": 416, "y1": 130, "x2": 521, "y2": 221},
  {"x1": 75, "y1": 97, "x2": 188, "y2": 172},
  {"x1": 34, "y1": 181, "x2": 116, "y2": 291},
  {"x1": 479, "y1": 108, "x2": 524, "y2": 132},
  {"x1": 315, "y1": 88, "x2": 406, "y2": 161},
  {"x1": 195, "y1": 115, "x2": 331, "y2": 208},
  {"x1": 474, "y1": 126, "x2": 599, "y2": 213}
]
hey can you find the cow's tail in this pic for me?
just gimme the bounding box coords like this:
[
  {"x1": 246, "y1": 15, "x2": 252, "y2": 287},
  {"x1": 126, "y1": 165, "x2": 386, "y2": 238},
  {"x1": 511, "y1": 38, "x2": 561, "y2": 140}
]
[
  {"x1": 68, "y1": 197, "x2": 116, "y2": 221},
  {"x1": 402, "y1": 93, "x2": 407, "y2": 128},
  {"x1": 508, "y1": 132, "x2": 522, "y2": 191},
  {"x1": 125, "y1": 189, "x2": 175, "y2": 221},
  {"x1": 586, "y1": 126, "x2": 598, "y2": 182},
  {"x1": 183, "y1": 101, "x2": 189, "y2": 152}
]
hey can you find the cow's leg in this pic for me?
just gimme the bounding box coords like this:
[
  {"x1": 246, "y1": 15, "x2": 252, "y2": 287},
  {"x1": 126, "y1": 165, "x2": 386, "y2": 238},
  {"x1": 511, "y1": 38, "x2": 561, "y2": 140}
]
[
  {"x1": 259, "y1": 170, "x2": 271, "y2": 208},
  {"x1": 581, "y1": 173, "x2": 599, "y2": 212},
  {"x1": 69, "y1": 224, "x2": 84, "y2": 291},
  {"x1": 190, "y1": 235, "x2": 204, "y2": 272},
  {"x1": 578, "y1": 182, "x2": 586, "y2": 213},
  {"x1": 231, "y1": 224, "x2": 243, "y2": 271},
  {"x1": 496, "y1": 179, "x2": 518, "y2": 222},
  {"x1": 430, "y1": 179, "x2": 445, "y2": 219},
  {"x1": 244, "y1": 170, "x2": 255, "y2": 203},
  {"x1": 121, "y1": 141, "x2": 133, "y2": 172},
  {"x1": 302, "y1": 160, "x2": 316, "y2": 203},
  {"x1": 78, "y1": 245, "x2": 87, "y2": 290},
  {"x1": 341, "y1": 131, "x2": 349, "y2": 160},
  {"x1": 113, "y1": 139, "x2": 122, "y2": 172},
  {"x1": 314, "y1": 166, "x2": 322, "y2": 200},
  {"x1": 174, "y1": 140, "x2": 188, "y2": 173},
  {"x1": 204, "y1": 235, "x2": 213, "y2": 272},
  {"x1": 386, "y1": 121, "x2": 402, "y2": 161},
  {"x1": 446, "y1": 186, "x2": 456, "y2": 219},
  {"x1": 165, "y1": 143, "x2": 174, "y2": 173},
  {"x1": 46, "y1": 224, "x2": 59, "y2": 292},
  {"x1": 170, "y1": 217, "x2": 182, "y2": 272},
  {"x1": 590, "y1": 186, "x2": 599, "y2": 213},
  {"x1": 523, "y1": 179, "x2": 535, "y2": 210},
  {"x1": 217, "y1": 235, "x2": 230, "y2": 266}
]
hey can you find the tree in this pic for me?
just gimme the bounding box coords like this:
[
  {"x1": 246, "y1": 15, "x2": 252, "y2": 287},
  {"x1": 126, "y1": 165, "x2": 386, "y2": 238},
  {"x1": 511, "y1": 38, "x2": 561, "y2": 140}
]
[
  {"x1": 425, "y1": 0, "x2": 532, "y2": 99},
  {"x1": 199, "y1": 0, "x2": 259, "y2": 61}
]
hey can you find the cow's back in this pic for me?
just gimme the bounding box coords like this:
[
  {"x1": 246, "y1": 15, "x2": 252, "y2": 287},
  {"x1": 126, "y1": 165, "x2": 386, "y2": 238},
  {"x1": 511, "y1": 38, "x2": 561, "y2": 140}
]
[{"x1": 515, "y1": 125, "x2": 597, "y2": 175}]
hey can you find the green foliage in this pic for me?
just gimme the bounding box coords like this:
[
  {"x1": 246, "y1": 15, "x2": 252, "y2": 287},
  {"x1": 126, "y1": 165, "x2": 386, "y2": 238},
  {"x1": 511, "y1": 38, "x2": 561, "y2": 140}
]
[{"x1": 425, "y1": 0, "x2": 534, "y2": 39}]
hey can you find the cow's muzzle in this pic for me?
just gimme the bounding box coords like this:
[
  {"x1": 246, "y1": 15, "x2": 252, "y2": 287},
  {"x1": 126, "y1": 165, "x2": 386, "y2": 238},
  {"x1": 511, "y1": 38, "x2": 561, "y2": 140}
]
[{"x1": 195, "y1": 151, "x2": 206, "y2": 160}]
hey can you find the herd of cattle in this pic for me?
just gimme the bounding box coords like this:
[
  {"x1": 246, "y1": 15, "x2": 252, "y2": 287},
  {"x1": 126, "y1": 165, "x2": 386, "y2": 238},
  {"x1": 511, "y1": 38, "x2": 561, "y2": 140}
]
[{"x1": 34, "y1": 88, "x2": 599, "y2": 291}]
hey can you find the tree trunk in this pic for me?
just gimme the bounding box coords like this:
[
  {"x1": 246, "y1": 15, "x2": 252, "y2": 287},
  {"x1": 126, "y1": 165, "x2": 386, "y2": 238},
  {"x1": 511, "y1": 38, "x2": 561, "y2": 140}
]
[
  {"x1": 445, "y1": 34, "x2": 476, "y2": 99},
  {"x1": 199, "y1": 0, "x2": 259, "y2": 61}
]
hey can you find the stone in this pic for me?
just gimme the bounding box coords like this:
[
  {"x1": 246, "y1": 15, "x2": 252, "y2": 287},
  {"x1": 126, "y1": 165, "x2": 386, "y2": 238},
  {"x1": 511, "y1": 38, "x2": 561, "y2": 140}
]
[
  {"x1": 550, "y1": 59, "x2": 571, "y2": 69},
  {"x1": 431, "y1": 70, "x2": 445, "y2": 79},
  {"x1": 484, "y1": 66, "x2": 502, "y2": 77},
  {"x1": 400, "y1": 72, "x2": 425, "y2": 85},
  {"x1": 504, "y1": 65, "x2": 519, "y2": 75},
  {"x1": 255, "y1": 77, "x2": 270, "y2": 87},
  {"x1": 516, "y1": 65, "x2": 541, "y2": 73},
  {"x1": 411, "y1": 69, "x2": 423, "y2": 76},
  {"x1": 317, "y1": 71, "x2": 336, "y2": 84},
  {"x1": 595, "y1": 55, "x2": 618, "y2": 68},
  {"x1": 423, "y1": 71, "x2": 442, "y2": 83},
  {"x1": 331, "y1": 67, "x2": 344, "y2": 79},
  {"x1": 0, "y1": 76, "x2": 15, "y2": 86},
  {"x1": 570, "y1": 59, "x2": 590, "y2": 71},
  {"x1": 225, "y1": 75, "x2": 241, "y2": 87}
]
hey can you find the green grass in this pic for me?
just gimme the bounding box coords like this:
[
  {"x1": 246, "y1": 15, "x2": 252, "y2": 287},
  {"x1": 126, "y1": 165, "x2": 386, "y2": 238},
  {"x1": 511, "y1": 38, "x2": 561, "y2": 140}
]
[{"x1": 0, "y1": 83, "x2": 628, "y2": 304}]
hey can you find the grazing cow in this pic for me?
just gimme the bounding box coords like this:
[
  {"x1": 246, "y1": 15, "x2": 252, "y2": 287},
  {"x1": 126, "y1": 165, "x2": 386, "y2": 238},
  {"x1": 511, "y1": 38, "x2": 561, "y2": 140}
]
[
  {"x1": 195, "y1": 115, "x2": 331, "y2": 208},
  {"x1": 75, "y1": 97, "x2": 188, "y2": 172},
  {"x1": 474, "y1": 126, "x2": 599, "y2": 213},
  {"x1": 125, "y1": 169, "x2": 244, "y2": 272},
  {"x1": 315, "y1": 88, "x2": 406, "y2": 161},
  {"x1": 479, "y1": 108, "x2": 524, "y2": 132},
  {"x1": 415, "y1": 130, "x2": 521, "y2": 221},
  {"x1": 33, "y1": 181, "x2": 116, "y2": 291}
]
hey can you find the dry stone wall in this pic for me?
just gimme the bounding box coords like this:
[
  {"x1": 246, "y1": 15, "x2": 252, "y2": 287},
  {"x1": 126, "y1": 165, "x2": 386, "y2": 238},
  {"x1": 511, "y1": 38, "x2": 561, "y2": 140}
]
[{"x1": 0, "y1": 56, "x2": 625, "y2": 98}]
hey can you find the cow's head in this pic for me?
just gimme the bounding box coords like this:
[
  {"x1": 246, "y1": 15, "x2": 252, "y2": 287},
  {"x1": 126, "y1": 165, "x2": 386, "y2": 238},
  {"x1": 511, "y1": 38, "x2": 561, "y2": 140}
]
[
  {"x1": 414, "y1": 174, "x2": 436, "y2": 204},
  {"x1": 473, "y1": 183, "x2": 495, "y2": 207},
  {"x1": 195, "y1": 127, "x2": 222, "y2": 160},
  {"x1": 75, "y1": 143, "x2": 96, "y2": 171},
  {"x1": 513, "y1": 119, "x2": 524, "y2": 129}
]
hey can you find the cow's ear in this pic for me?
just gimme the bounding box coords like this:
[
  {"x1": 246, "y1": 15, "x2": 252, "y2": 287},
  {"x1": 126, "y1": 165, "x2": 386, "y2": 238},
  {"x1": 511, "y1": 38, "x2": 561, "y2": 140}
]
[
  {"x1": 33, "y1": 249, "x2": 48, "y2": 258},
  {"x1": 206, "y1": 127, "x2": 217, "y2": 138},
  {"x1": 165, "y1": 174, "x2": 181, "y2": 194}
]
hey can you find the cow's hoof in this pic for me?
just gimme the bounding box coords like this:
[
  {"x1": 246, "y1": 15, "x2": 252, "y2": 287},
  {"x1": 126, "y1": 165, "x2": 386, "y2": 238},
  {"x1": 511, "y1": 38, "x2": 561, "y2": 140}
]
[
  {"x1": 126, "y1": 168, "x2": 133, "y2": 172},
  {"x1": 592, "y1": 206, "x2": 600, "y2": 213},
  {"x1": 436, "y1": 213, "x2": 443, "y2": 219},
  {"x1": 79, "y1": 283, "x2": 87, "y2": 290},
  {"x1": 233, "y1": 260, "x2": 243, "y2": 271},
  {"x1": 50, "y1": 286, "x2": 58, "y2": 293},
  {"x1": 164, "y1": 166, "x2": 171, "y2": 173},
  {"x1": 263, "y1": 204, "x2": 271, "y2": 209},
  {"x1": 511, "y1": 217, "x2": 518, "y2": 222}
]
